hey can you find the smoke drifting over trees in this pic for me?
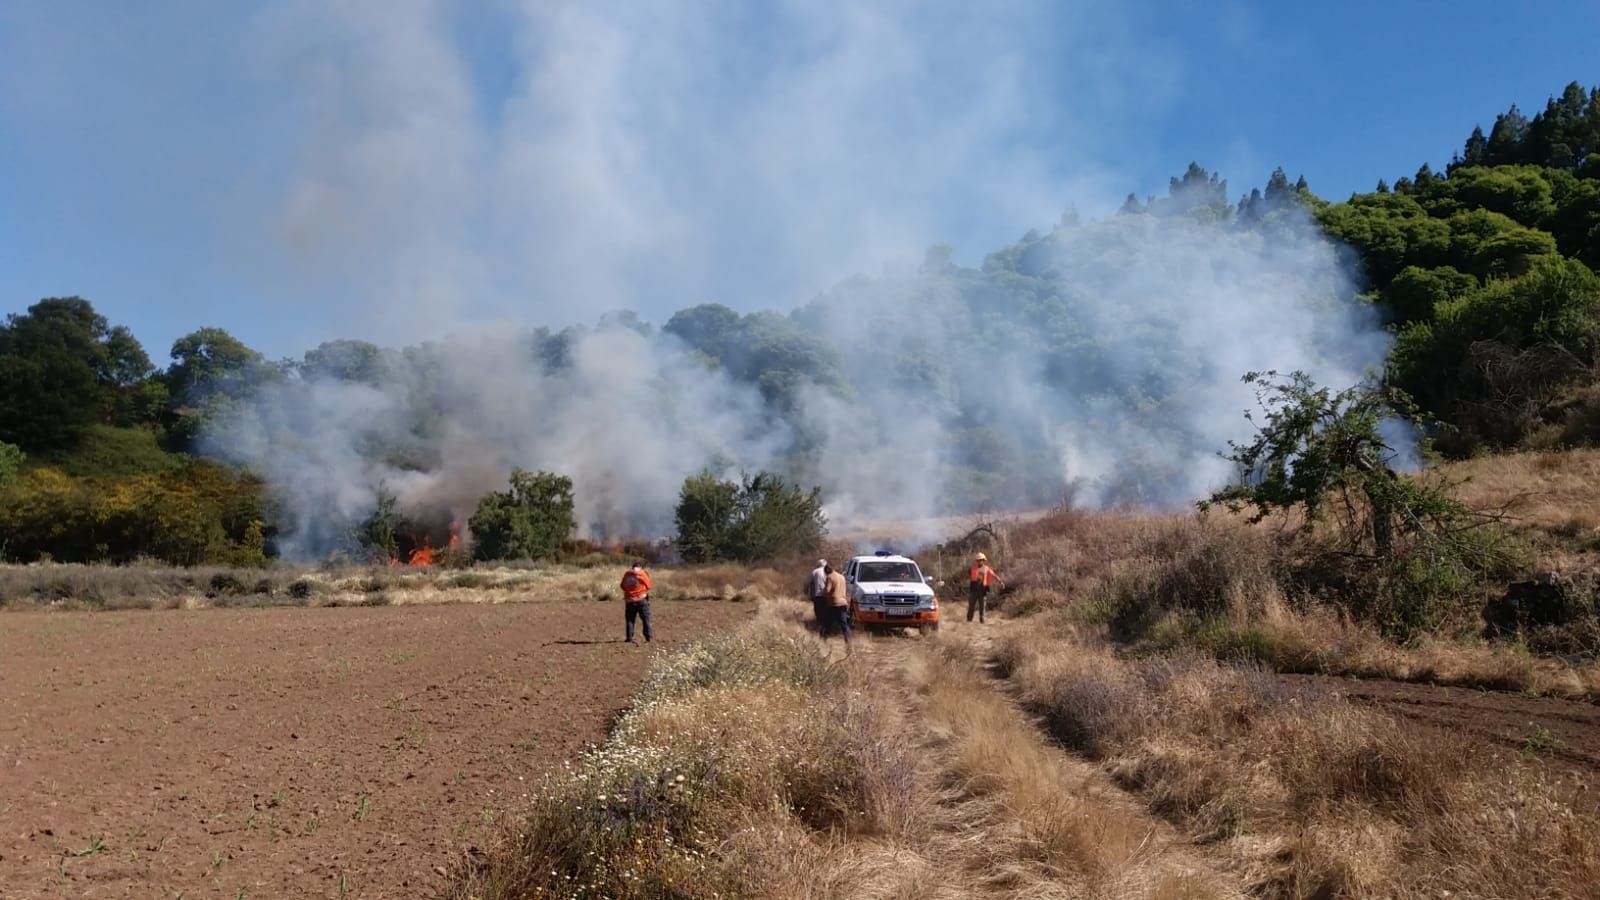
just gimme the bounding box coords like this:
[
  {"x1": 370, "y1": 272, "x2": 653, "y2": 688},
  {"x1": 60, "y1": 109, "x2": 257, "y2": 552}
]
[
  {"x1": 200, "y1": 196, "x2": 1390, "y2": 558},
  {"x1": 175, "y1": 2, "x2": 1392, "y2": 556}
]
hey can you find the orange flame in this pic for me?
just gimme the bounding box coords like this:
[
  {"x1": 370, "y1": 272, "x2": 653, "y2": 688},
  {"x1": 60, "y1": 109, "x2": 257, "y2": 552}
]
[{"x1": 400, "y1": 520, "x2": 460, "y2": 567}]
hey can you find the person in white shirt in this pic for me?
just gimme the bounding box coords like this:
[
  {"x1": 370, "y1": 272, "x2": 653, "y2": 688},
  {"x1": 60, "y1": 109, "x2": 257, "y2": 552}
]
[{"x1": 807, "y1": 559, "x2": 830, "y2": 635}]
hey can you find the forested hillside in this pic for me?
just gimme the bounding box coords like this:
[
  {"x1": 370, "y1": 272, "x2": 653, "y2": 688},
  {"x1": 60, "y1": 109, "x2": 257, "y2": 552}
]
[
  {"x1": 1322, "y1": 82, "x2": 1600, "y2": 454},
  {"x1": 3, "y1": 82, "x2": 1597, "y2": 566}
]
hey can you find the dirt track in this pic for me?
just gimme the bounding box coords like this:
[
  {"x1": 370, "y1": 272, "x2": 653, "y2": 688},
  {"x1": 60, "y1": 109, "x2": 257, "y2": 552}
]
[
  {"x1": 0, "y1": 599, "x2": 754, "y2": 899},
  {"x1": 1288, "y1": 674, "x2": 1600, "y2": 782}
]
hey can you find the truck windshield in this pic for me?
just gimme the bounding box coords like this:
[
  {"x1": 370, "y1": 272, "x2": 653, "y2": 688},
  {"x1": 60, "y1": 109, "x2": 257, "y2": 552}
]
[{"x1": 856, "y1": 561, "x2": 922, "y2": 583}]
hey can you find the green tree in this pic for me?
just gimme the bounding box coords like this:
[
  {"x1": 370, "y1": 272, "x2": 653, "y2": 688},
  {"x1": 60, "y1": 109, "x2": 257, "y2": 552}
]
[
  {"x1": 166, "y1": 328, "x2": 279, "y2": 448},
  {"x1": 353, "y1": 484, "x2": 401, "y2": 562},
  {"x1": 1262, "y1": 167, "x2": 1295, "y2": 209},
  {"x1": 468, "y1": 469, "x2": 575, "y2": 561},
  {"x1": 302, "y1": 339, "x2": 388, "y2": 384},
  {"x1": 1485, "y1": 105, "x2": 1529, "y2": 165},
  {"x1": 1149, "y1": 162, "x2": 1230, "y2": 221},
  {"x1": 1441, "y1": 166, "x2": 1557, "y2": 229},
  {"x1": 0, "y1": 298, "x2": 155, "y2": 451},
  {"x1": 730, "y1": 472, "x2": 827, "y2": 560},
  {"x1": 1391, "y1": 257, "x2": 1600, "y2": 448},
  {"x1": 664, "y1": 304, "x2": 743, "y2": 360},
  {"x1": 0, "y1": 441, "x2": 23, "y2": 487},
  {"x1": 673, "y1": 471, "x2": 825, "y2": 562},
  {"x1": 1435, "y1": 257, "x2": 1599, "y2": 358},
  {"x1": 1458, "y1": 126, "x2": 1488, "y2": 169},
  {"x1": 1316, "y1": 193, "x2": 1452, "y2": 286},
  {"x1": 1203, "y1": 372, "x2": 1518, "y2": 638},
  {"x1": 167, "y1": 327, "x2": 269, "y2": 403},
  {"x1": 1205, "y1": 372, "x2": 1414, "y2": 558},
  {"x1": 674, "y1": 472, "x2": 740, "y2": 563},
  {"x1": 1383, "y1": 265, "x2": 1477, "y2": 324}
]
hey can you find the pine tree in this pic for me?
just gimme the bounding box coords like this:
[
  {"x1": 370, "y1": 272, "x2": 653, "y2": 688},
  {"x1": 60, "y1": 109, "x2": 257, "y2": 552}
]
[
  {"x1": 1237, "y1": 187, "x2": 1264, "y2": 223},
  {"x1": 1460, "y1": 126, "x2": 1488, "y2": 168},
  {"x1": 1263, "y1": 167, "x2": 1293, "y2": 209},
  {"x1": 1485, "y1": 105, "x2": 1528, "y2": 165}
]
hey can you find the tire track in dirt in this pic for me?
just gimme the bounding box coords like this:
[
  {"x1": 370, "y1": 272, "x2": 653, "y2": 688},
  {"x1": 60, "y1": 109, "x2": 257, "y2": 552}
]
[{"x1": 860, "y1": 620, "x2": 1246, "y2": 899}]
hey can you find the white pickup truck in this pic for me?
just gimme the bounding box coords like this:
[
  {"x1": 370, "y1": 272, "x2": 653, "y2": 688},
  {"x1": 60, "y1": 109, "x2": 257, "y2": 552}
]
[{"x1": 843, "y1": 552, "x2": 940, "y2": 634}]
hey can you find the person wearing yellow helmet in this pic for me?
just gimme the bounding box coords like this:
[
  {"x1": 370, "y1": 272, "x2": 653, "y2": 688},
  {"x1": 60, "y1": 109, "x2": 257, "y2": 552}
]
[{"x1": 967, "y1": 552, "x2": 1004, "y2": 624}]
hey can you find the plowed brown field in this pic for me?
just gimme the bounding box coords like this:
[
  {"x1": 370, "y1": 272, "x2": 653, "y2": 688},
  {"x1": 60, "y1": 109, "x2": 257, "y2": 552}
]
[
  {"x1": 0, "y1": 599, "x2": 755, "y2": 899},
  {"x1": 1288, "y1": 673, "x2": 1600, "y2": 786}
]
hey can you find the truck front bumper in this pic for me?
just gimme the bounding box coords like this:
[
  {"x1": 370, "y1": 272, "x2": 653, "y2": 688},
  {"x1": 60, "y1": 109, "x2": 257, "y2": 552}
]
[{"x1": 851, "y1": 607, "x2": 940, "y2": 626}]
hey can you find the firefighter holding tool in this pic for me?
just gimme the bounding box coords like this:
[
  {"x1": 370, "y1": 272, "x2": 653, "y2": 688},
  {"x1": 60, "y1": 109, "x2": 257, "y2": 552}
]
[{"x1": 967, "y1": 552, "x2": 1004, "y2": 624}]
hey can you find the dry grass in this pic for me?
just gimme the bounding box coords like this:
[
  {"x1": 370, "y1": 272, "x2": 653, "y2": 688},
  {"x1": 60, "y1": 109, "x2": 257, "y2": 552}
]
[
  {"x1": 995, "y1": 625, "x2": 1600, "y2": 898},
  {"x1": 0, "y1": 562, "x2": 303, "y2": 609},
  {"x1": 1444, "y1": 448, "x2": 1600, "y2": 537},
  {"x1": 450, "y1": 602, "x2": 1259, "y2": 900},
  {"x1": 910, "y1": 633, "x2": 1242, "y2": 900},
  {"x1": 653, "y1": 563, "x2": 793, "y2": 604},
  {"x1": 1435, "y1": 449, "x2": 1600, "y2": 580},
  {"x1": 447, "y1": 606, "x2": 930, "y2": 900},
  {"x1": 0, "y1": 560, "x2": 793, "y2": 611},
  {"x1": 995, "y1": 506, "x2": 1600, "y2": 699}
]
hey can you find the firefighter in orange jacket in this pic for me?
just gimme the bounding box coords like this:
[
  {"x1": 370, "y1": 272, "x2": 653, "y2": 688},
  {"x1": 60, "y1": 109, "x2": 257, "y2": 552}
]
[
  {"x1": 621, "y1": 562, "x2": 653, "y2": 643},
  {"x1": 967, "y1": 552, "x2": 1004, "y2": 624}
]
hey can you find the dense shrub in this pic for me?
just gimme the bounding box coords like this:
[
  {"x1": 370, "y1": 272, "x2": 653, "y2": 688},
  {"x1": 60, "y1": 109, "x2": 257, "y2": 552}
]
[
  {"x1": 44, "y1": 424, "x2": 185, "y2": 477},
  {"x1": 0, "y1": 460, "x2": 268, "y2": 566}
]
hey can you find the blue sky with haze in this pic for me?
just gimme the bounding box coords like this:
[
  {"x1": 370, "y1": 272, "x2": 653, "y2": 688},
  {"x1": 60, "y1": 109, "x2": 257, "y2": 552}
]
[{"x1": 1, "y1": 1, "x2": 1596, "y2": 360}]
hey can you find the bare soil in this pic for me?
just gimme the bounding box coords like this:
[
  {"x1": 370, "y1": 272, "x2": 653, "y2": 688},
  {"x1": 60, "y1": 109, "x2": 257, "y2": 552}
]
[
  {"x1": 1288, "y1": 673, "x2": 1600, "y2": 786},
  {"x1": 0, "y1": 598, "x2": 754, "y2": 899}
]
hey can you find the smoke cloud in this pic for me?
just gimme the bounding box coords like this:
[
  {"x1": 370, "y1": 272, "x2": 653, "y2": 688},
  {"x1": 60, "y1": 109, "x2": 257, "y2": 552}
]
[
  {"x1": 211, "y1": 327, "x2": 790, "y2": 559},
  {"x1": 795, "y1": 212, "x2": 1386, "y2": 520},
  {"x1": 149, "y1": 1, "x2": 1391, "y2": 556},
  {"x1": 210, "y1": 205, "x2": 1391, "y2": 558},
  {"x1": 240, "y1": 0, "x2": 1161, "y2": 339}
]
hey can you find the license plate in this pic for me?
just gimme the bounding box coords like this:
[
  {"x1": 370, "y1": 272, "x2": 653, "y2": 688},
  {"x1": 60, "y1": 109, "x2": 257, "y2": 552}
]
[{"x1": 886, "y1": 607, "x2": 914, "y2": 616}]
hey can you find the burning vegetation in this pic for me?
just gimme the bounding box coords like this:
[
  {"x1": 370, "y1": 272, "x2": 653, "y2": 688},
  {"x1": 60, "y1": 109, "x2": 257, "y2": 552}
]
[{"x1": 392, "y1": 521, "x2": 461, "y2": 567}]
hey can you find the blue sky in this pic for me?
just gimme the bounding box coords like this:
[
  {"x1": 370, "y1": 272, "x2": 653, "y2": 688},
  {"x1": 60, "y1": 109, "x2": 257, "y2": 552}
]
[{"x1": 1, "y1": 0, "x2": 1596, "y2": 361}]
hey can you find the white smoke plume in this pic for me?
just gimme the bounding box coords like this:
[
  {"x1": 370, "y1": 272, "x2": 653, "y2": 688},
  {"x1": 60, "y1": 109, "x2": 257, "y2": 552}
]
[
  {"x1": 238, "y1": 0, "x2": 1153, "y2": 339},
  {"x1": 794, "y1": 209, "x2": 1387, "y2": 523},
  {"x1": 209, "y1": 326, "x2": 790, "y2": 559},
  {"x1": 208, "y1": 204, "x2": 1391, "y2": 559}
]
